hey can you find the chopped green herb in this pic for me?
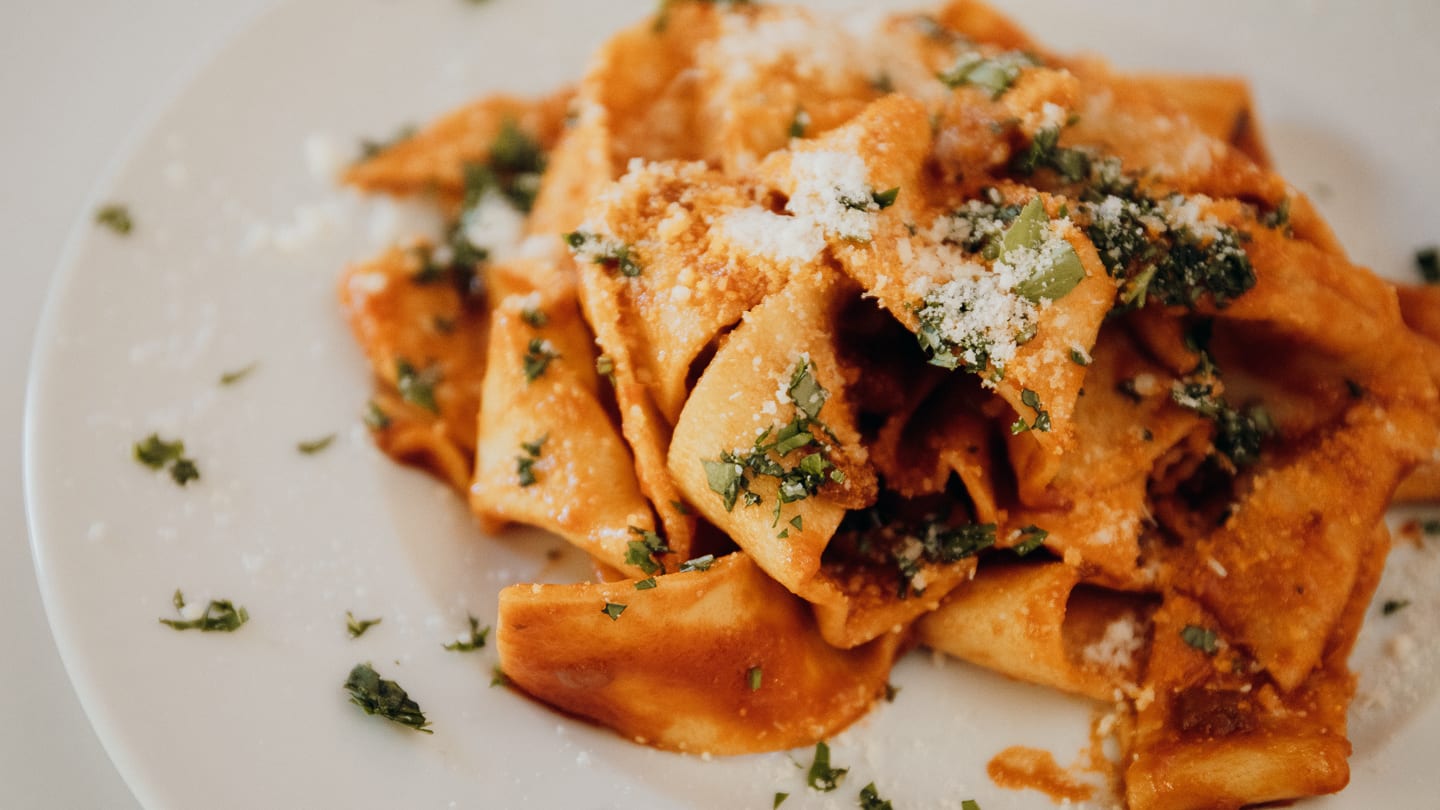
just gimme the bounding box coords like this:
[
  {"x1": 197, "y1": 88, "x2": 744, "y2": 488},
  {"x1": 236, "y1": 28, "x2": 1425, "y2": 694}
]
[
  {"x1": 700, "y1": 358, "x2": 840, "y2": 523},
  {"x1": 358, "y1": 124, "x2": 417, "y2": 161},
  {"x1": 938, "y1": 50, "x2": 1039, "y2": 99},
  {"x1": 169, "y1": 459, "x2": 199, "y2": 485},
  {"x1": 703, "y1": 458, "x2": 745, "y2": 511},
  {"x1": 516, "y1": 434, "x2": 546, "y2": 487},
  {"x1": 1013, "y1": 525, "x2": 1048, "y2": 556},
  {"x1": 1260, "y1": 197, "x2": 1291, "y2": 234},
  {"x1": 564, "y1": 230, "x2": 642, "y2": 277},
  {"x1": 1420, "y1": 519, "x2": 1440, "y2": 536},
  {"x1": 625, "y1": 526, "x2": 671, "y2": 575},
  {"x1": 490, "y1": 665, "x2": 510, "y2": 688},
  {"x1": 452, "y1": 119, "x2": 546, "y2": 213},
  {"x1": 634, "y1": 577, "x2": 657, "y2": 591},
  {"x1": 1011, "y1": 388, "x2": 1051, "y2": 434},
  {"x1": 679, "y1": 554, "x2": 715, "y2": 572},
  {"x1": 789, "y1": 107, "x2": 810, "y2": 139},
  {"x1": 746, "y1": 665, "x2": 763, "y2": 691},
  {"x1": 1383, "y1": 599, "x2": 1410, "y2": 616},
  {"x1": 95, "y1": 203, "x2": 134, "y2": 235},
  {"x1": 134, "y1": 434, "x2": 185, "y2": 469},
  {"x1": 872, "y1": 187, "x2": 900, "y2": 210},
  {"x1": 522, "y1": 338, "x2": 560, "y2": 382},
  {"x1": 159, "y1": 589, "x2": 248, "y2": 632},
  {"x1": 595, "y1": 354, "x2": 615, "y2": 378},
  {"x1": 601, "y1": 602, "x2": 627, "y2": 621},
  {"x1": 364, "y1": 401, "x2": 391, "y2": 430},
  {"x1": 219, "y1": 363, "x2": 257, "y2": 386},
  {"x1": 343, "y1": 662, "x2": 432, "y2": 733},
  {"x1": 807, "y1": 741, "x2": 848, "y2": 792},
  {"x1": 884, "y1": 682, "x2": 900, "y2": 702},
  {"x1": 521, "y1": 306, "x2": 549, "y2": 328},
  {"x1": 670, "y1": 499, "x2": 692, "y2": 515},
  {"x1": 1069, "y1": 347, "x2": 1091, "y2": 366},
  {"x1": 773, "y1": 793, "x2": 789, "y2": 809},
  {"x1": 1417, "y1": 246, "x2": 1439, "y2": 284},
  {"x1": 859, "y1": 782, "x2": 894, "y2": 810},
  {"x1": 1004, "y1": 198, "x2": 1085, "y2": 302},
  {"x1": 962, "y1": 801, "x2": 982, "y2": 810},
  {"x1": 1180, "y1": 624, "x2": 1219, "y2": 655},
  {"x1": 443, "y1": 615, "x2": 491, "y2": 652},
  {"x1": 1170, "y1": 353, "x2": 1273, "y2": 467},
  {"x1": 840, "y1": 186, "x2": 902, "y2": 213},
  {"x1": 134, "y1": 434, "x2": 201, "y2": 486},
  {"x1": 395, "y1": 358, "x2": 441, "y2": 413},
  {"x1": 298, "y1": 434, "x2": 336, "y2": 455},
  {"x1": 346, "y1": 612, "x2": 382, "y2": 639}
]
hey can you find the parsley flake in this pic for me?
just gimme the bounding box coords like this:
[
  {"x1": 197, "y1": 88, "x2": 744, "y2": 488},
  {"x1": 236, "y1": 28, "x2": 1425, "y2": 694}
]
[
  {"x1": 343, "y1": 662, "x2": 432, "y2": 733},
  {"x1": 1180, "y1": 624, "x2": 1219, "y2": 655},
  {"x1": 133, "y1": 434, "x2": 201, "y2": 486},
  {"x1": 521, "y1": 306, "x2": 549, "y2": 328},
  {"x1": 859, "y1": 783, "x2": 894, "y2": 810},
  {"x1": 601, "y1": 602, "x2": 627, "y2": 621},
  {"x1": 395, "y1": 358, "x2": 441, "y2": 413},
  {"x1": 364, "y1": 401, "x2": 391, "y2": 430},
  {"x1": 443, "y1": 615, "x2": 491, "y2": 652},
  {"x1": 1012, "y1": 525, "x2": 1048, "y2": 556},
  {"x1": 962, "y1": 801, "x2": 982, "y2": 810},
  {"x1": 298, "y1": 434, "x2": 336, "y2": 455},
  {"x1": 746, "y1": 665, "x2": 763, "y2": 691},
  {"x1": 806, "y1": 741, "x2": 848, "y2": 792},
  {"x1": 1068, "y1": 347, "x2": 1091, "y2": 366},
  {"x1": 490, "y1": 666, "x2": 510, "y2": 688},
  {"x1": 159, "y1": 589, "x2": 248, "y2": 632},
  {"x1": 1383, "y1": 599, "x2": 1411, "y2": 616},
  {"x1": 938, "y1": 50, "x2": 1039, "y2": 99},
  {"x1": 219, "y1": 363, "x2": 257, "y2": 385},
  {"x1": 357, "y1": 124, "x2": 417, "y2": 162},
  {"x1": 95, "y1": 203, "x2": 134, "y2": 235},
  {"x1": 1010, "y1": 388, "x2": 1051, "y2": 434},
  {"x1": 773, "y1": 793, "x2": 789, "y2": 809},
  {"x1": 679, "y1": 554, "x2": 715, "y2": 572},
  {"x1": 516, "y1": 434, "x2": 547, "y2": 487},
  {"x1": 625, "y1": 526, "x2": 671, "y2": 575},
  {"x1": 634, "y1": 577, "x2": 657, "y2": 591},
  {"x1": 168, "y1": 458, "x2": 200, "y2": 486},
  {"x1": 1417, "y1": 246, "x2": 1439, "y2": 284},
  {"x1": 523, "y1": 338, "x2": 560, "y2": 382},
  {"x1": 346, "y1": 612, "x2": 382, "y2": 639},
  {"x1": 564, "y1": 230, "x2": 642, "y2": 277}
]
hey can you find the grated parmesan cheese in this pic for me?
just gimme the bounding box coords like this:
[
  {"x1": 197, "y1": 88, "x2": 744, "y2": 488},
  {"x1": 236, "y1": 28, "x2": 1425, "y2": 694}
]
[
  {"x1": 720, "y1": 206, "x2": 825, "y2": 264},
  {"x1": 786, "y1": 150, "x2": 878, "y2": 242}
]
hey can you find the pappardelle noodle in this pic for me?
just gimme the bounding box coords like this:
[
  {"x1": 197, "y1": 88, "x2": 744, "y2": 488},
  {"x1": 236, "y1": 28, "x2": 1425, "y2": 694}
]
[{"x1": 336, "y1": 2, "x2": 1440, "y2": 807}]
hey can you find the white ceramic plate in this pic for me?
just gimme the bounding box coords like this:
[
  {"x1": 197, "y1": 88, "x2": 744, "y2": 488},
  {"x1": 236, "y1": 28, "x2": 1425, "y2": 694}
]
[{"x1": 25, "y1": 1, "x2": 1440, "y2": 807}]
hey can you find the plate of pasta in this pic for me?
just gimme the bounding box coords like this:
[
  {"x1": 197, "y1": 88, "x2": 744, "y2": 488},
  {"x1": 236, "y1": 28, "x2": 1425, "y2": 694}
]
[{"x1": 25, "y1": 0, "x2": 1440, "y2": 808}]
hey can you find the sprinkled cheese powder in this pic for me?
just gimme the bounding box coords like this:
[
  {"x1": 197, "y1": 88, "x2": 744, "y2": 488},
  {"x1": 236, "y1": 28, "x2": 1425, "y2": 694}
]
[
  {"x1": 921, "y1": 267, "x2": 1037, "y2": 373},
  {"x1": 1082, "y1": 614, "x2": 1144, "y2": 673},
  {"x1": 462, "y1": 190, "x2": 526, "y2": 257},
  {"x1": 916, "y1": 208, "x2": 1079, "y2": 380},
  {"x1": 720, "y1": 206, "x2": 825, "y2": 264},
  {"x1": 786, "y1": 150, "x2": 877, "y2": 242}
]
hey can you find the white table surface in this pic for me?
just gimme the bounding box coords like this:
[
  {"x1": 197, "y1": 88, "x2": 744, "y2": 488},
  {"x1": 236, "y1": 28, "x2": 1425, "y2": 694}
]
[{"x1": 3, "y1": 3, "x2": 268, "y2": 807}]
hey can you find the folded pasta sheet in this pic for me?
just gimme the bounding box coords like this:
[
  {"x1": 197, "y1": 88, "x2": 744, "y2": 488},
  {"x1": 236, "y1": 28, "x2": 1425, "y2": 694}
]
[{"x1": 337, "y1": 1, "x2": 1439, "y2": 807}]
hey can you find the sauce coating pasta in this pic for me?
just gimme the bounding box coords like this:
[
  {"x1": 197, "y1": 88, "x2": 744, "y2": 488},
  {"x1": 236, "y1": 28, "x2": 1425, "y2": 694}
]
[{"x1": 338, "y1": 2, "x2": 1440, "y2": 807}]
